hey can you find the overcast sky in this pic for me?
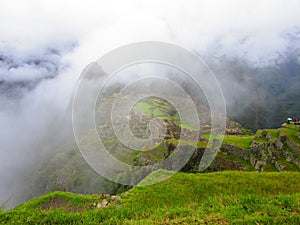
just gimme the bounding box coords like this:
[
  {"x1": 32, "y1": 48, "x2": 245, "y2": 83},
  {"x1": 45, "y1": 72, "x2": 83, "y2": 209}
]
[
  {"x1": 1, "y1": 0, "x2": 300, "y2": 67},
  {"x1": 1, "y1": 0, "x2": 299, "y2": 109}
]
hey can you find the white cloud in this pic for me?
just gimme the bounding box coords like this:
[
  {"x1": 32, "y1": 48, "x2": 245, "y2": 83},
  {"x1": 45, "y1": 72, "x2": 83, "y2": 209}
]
[{"x1": 1, "y1": 0, "x2": 299, "y2": 63}]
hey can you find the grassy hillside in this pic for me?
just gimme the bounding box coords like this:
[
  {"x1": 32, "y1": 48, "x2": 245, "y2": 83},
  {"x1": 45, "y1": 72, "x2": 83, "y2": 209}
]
[
  {"x1": 198, "y1": 125, "x2": 300, "y2": 173},
  {"x1": 25, "y1": 97, "x2": 299, "y2": 200},
  {"x1": 6, "y1": 95, "x2": 298, "y2": 220},
  {"x1": 1, "y1": 171, "x2": 299, "y2": 224}
]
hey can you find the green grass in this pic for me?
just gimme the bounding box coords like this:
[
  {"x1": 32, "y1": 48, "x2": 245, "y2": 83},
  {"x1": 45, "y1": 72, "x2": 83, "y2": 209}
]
[
  {"x1": 252, "y1": 130, "x2": 269, "y2": 144},
  {"x1": 202, "y1": 134, "x2": 253, "y2": 149},
  {"x1": 261, "y1": 163, "x2": 278, "y2": 172},
  {"x1": 281, "y1": 124, "x2": 300, "y2": 146},
  {"x1": 133, "y1": 102, "x2": 160, "y2": 115},
  {"x1": 222, "y1": 135, "x2": 254, "y2": 149},
  {"x1": 133, "y1": 100, "x2": 176, "y2": 119},
  {"x1": 1, "y1": 171, "x2": 299, "y2": 224},
  {"x1": 133, "y1": 98, "x2": 199, "y2": 131},
  {"x1": 166, "y1": 139, "x2": 208, "y2": 148},
  {"x1": 179, "y1": 123, "x2": 198, "y2": 131},
  {"x1": 266, "y1": 129, "x2": 280, "y2": 140}
]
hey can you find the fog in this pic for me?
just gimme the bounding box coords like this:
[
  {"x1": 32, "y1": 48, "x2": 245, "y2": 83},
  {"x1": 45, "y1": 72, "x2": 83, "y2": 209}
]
[{"x1": 1, "y1": 0, "x2": 300, "y2": 208}]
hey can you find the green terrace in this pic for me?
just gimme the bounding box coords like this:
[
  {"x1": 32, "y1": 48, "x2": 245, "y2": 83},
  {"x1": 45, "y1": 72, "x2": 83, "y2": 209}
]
[{"x1": 1, "y1": 171, "x2": 299, "y2": 225}]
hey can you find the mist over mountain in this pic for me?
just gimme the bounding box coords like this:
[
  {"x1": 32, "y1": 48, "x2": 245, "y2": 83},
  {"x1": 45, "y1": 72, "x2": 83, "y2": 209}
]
[
  {"x1": 0, "y1": 0, "x2": 300, "y2": 209},
  {"x1": 207, "y1": 50, "x2": 300, "y2": 130},
  {"x1": 254, "y1": 48, "x2": 300, "y2": 118}
]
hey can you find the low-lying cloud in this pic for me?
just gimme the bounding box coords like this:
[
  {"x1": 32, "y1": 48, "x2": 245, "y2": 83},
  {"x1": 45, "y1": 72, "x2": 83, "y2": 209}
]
[{"x1": 0, "y1": 0, "x2": 300, "y2": 208}]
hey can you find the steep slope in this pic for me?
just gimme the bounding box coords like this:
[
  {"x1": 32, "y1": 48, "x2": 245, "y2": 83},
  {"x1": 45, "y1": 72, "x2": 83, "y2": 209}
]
[
  {"x1": 27, "y1": 96, "x2": 300, "y2": 201},
  {"x1": 206, "y1": 123, "x2": 300, "y2": 172}
]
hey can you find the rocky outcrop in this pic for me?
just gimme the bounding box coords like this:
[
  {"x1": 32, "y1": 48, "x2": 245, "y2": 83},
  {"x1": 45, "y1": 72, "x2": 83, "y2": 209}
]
[
  {"x1": 287, "y1": 139, "x2": 300, "y2": 154},
  {"x1": 94, "y1": 194, "x2": 121, "y2": 209},
  {"x1": 210, "y1": 155, "x2": 247, "y2": 171},
  {"x1": 250, "y1": 129, "x2": 299, "y2": 172},
  {"x1": 283, "y1": 151, "x2": 300, "y2": 167},
  {"x1": 275, "y1": 161, "x2": 286, "y2": 172},
  {"x1": 221, "y1": 143, "x2": 250, "y2": 161}
]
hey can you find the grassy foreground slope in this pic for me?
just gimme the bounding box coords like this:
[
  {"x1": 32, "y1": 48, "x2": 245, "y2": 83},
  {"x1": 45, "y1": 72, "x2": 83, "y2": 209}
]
[{"x1": 1, "y1": 171, "x2": 299, "y2": 224}]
